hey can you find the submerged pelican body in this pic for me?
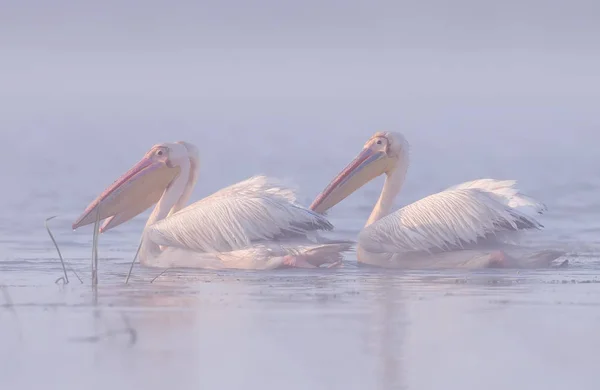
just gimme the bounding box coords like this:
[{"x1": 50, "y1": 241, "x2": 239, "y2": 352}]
[
  {"x1": 72, "y1": 141, "x2": 351, "y2": 270},
  {"x1": 310, "y1": 131, "x2": 564, "y2": 269}
]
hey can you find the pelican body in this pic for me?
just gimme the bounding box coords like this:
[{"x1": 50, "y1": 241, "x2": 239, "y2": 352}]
[
  {"x1": 310, "y1": 131, "x2": 564, "y2": 269},
  {"x1": 72, "y1": 141, "x2": 350, "y2": 270}
]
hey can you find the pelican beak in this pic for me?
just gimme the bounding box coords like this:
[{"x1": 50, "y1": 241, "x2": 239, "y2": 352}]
[
  {"x1": 98, "y1": 184, "x2": 165, "y2": 233},
  {"x1": 72, "y1": 155, "x2": 181, "y2": 231},
  {"x1": 310, "y1": 147, "x2": 389, "y2": 214}
]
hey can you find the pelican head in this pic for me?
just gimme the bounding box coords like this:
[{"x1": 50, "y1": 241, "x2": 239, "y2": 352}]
[
  {"x1": 72, "y1": 141, "x2": 198, "y2": 232},
  {"x1": 310, "y1": 131, "x2": 409, "y2": 214}
]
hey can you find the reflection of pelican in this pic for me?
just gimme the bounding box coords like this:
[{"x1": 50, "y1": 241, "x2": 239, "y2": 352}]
[
  {"x1": 310, "y1": 131, "x2": 563, "y2": 269},
  {"x1": 72, "y1": 142, "x2": 350, "y2": 270}
]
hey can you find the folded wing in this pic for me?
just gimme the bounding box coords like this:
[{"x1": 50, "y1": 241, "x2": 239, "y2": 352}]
[
  {"x1": 359, "y1": 179, "x2": 544, "y2": 254},
  {"x1": 146, "y1": 176, "x2": 333, "y2": 253}
]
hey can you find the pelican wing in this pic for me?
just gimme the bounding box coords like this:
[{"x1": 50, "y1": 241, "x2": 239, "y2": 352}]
[
  {"x1": 359, "y1": 180, "x2": 544, "y2": 254},
  {"x1": 146, "y1": 176, "x2": 333, "y2": 253},
  {"x1": 446, "y1": 179, "x2": 547, "y2": 216}
]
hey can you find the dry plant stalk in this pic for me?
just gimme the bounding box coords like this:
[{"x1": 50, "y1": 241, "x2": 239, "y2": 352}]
[
  {"x1": 45, "y1": 216, "x2": 83, "y2": 284},
  {"x1": 91, "y1": 208, "x2": 101, "y2": 286},
  {"x1": 125, "y1": 239, "x2": 143, "y2": 284}
]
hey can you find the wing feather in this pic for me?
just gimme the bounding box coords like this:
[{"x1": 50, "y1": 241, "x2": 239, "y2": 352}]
[
  {"x1": 447, "y1": 179, "x2": 547, "y2": 216},
  {"x1": 359, "y1": 183, "x2": 544, "y2": 255},
  {"x1": 146, "y1": 176, "x2": 332, "y2": 253}
]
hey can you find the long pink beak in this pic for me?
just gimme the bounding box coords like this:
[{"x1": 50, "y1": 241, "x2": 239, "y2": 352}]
[
  {"x1": 310, "y1": 148, "x2": 387, "y2": 214},
  {"x1": 72, "y1": 155, "x2": 180, "y2": 231}
]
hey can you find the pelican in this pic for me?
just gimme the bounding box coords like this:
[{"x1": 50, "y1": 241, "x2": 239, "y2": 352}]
[
  {"x1": 72, "y1": 141, "x2": 351, "y2": 270},
  {"x1": 310, "y1": 131, "x2": 565, "y2": 269}
]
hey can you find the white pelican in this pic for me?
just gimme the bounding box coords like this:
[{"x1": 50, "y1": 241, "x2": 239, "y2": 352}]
[
  {"x1": 310, "y1": 131, "x2": 565, "y2": 269},
  {"x1": 72, "y1": 141, "x2": 351, "y2": 270}
]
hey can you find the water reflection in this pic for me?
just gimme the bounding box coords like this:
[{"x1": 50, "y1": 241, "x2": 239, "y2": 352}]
[{"x1": 372, "y1": 274, "x2": 407, "y2": 390}]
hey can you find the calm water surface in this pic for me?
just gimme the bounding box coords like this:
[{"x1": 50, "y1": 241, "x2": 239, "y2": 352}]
[
  {"x1": 2, "y1": 4, "x2": 600, "y2": 387},
  {"x1": 1, "y1": 116, "x2": 600, "y2": 389}
]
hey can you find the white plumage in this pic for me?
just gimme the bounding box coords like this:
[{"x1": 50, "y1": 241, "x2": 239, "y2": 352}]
[
  {"x1": 72, "y1": 141, "x2": 351, "y2": 270},
  {"x1": 142, "y1": 174, "x2": 351, "y2": 270},
  {"x1": 310, "y1": 131, "x2": 564, "y2": 269},
  {"x1": 359, "y1": 179, "x2": 545, "y2": 255},
  {"x1": 148, "y1": 176, "x2": 332, "y2": 253}
]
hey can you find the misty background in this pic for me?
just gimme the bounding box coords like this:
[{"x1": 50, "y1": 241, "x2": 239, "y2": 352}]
[
  {"x1": 1, "y1": 0, "x2": 599, "y2": 251},
  {"x1": 1, "y1": 3, "x2": 600, "y2": 390}
]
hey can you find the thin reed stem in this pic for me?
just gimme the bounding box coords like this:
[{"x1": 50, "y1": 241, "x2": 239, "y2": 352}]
[
  {"x1": 125, "y1": 239, "x2": 143, "y2": 284},
  {"x1": 91, "y1": 208, "x2": 101, "y2": 286},
  {"x1": 45, "y1": 216, "x2": 69, "y2": 283},
  {"x1": 45, "y1": 216, "x2": 83, "y2": 284},
  {"x1": 150, "y1": 268, "x2": 173, "y2": 283}
]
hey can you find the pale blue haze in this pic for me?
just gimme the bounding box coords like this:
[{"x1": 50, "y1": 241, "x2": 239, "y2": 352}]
[{"x1": 1, "y1": 1, "x2": 599, "y2": 389}]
